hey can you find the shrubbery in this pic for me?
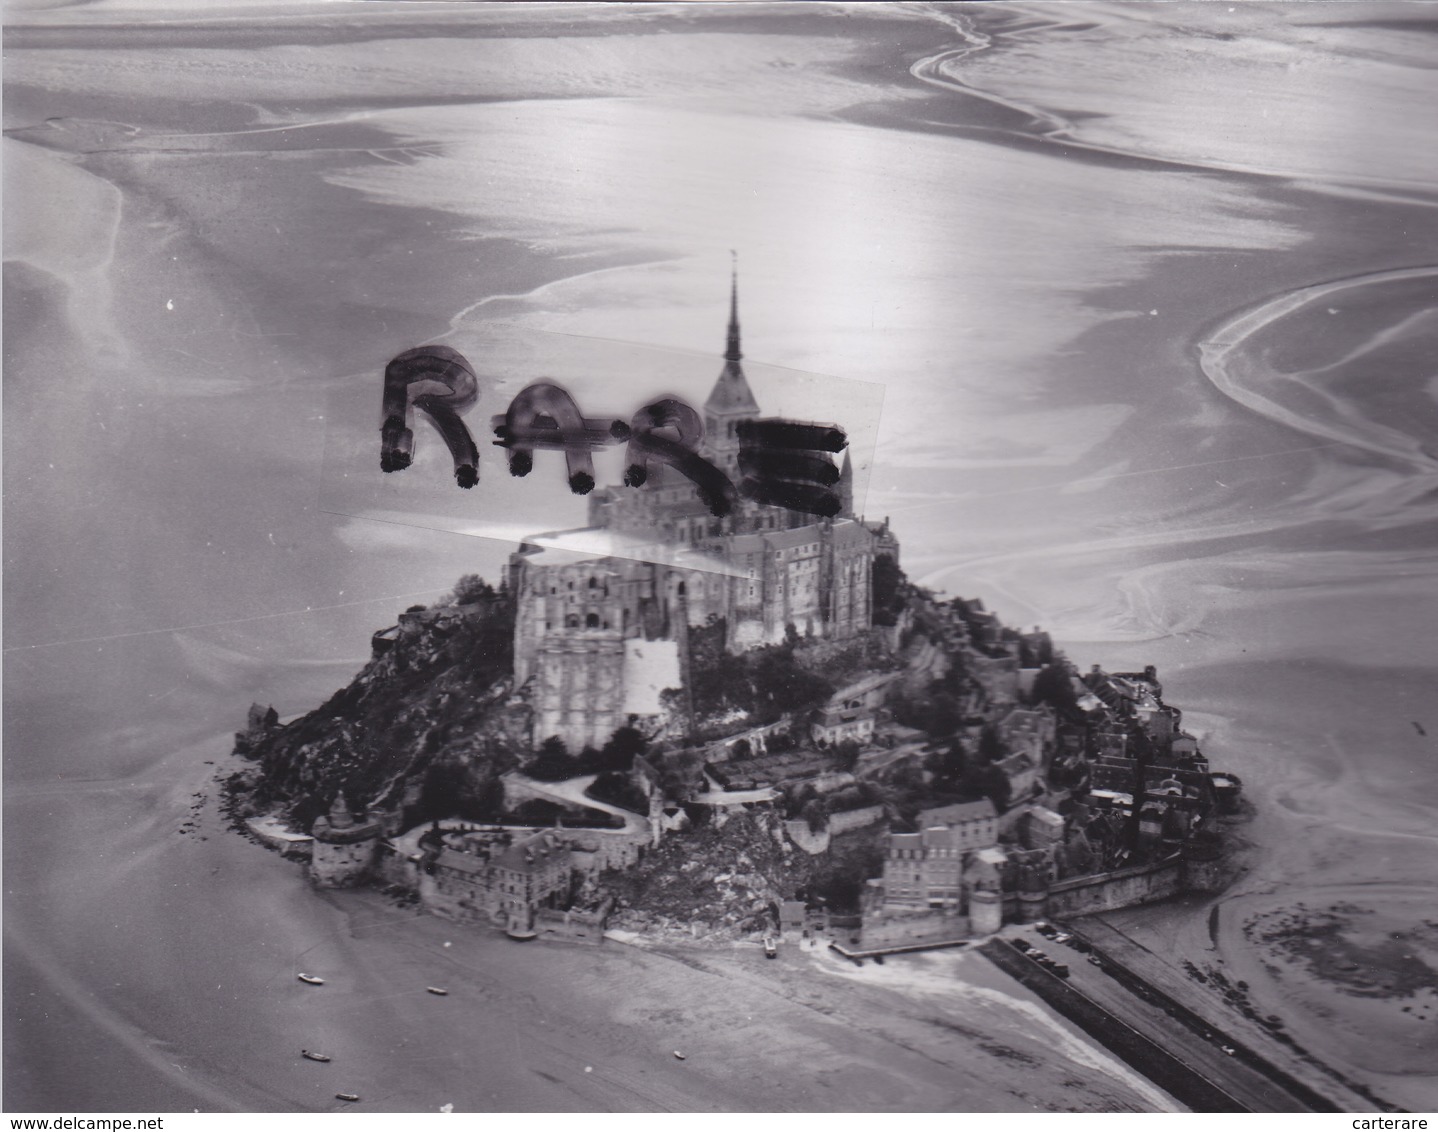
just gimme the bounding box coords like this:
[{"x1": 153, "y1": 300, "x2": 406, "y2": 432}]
[
  {"x1": 687, "y1": 619, "x2": 837, "y2": 725},
  {"x1": 585, "y1": 770, "x2": 648, "y2": 815}
]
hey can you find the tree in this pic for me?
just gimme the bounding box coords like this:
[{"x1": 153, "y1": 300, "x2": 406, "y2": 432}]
[
  {"x1": 598, "y1": 725, "x2": 648, "y2": 772},
  {"x1": 750, "y1": 649, "x2": 834, "y2": 722},
  {"x1": 448, "y1": 573, "x2": 494, "y2": 606},
  {"x1": 514, "y1": 798, "x2": 568, "y2": 824},
  {"x1": 926, "y1": 738, "x2": 967, "y2": 787},
  {"x1": 585, "y1": 769, "x2": 648, "y2": 814},
  {"x1": 475, "y1": 775, "x2": 506, "y2": 817},
  {"x1": 801, "y1": 796, "x2": 829, "y2": 834},
  {"x1": 978, "y1": 722, "x2": 1005, "y2": 763},
  {"x1": 924, "y1": 691, "x2": 963, "y2": 737},
  {"x1": 525, "y1": 736, "x2": 582, "y2": 782},
  {"x1": 574, "y1": 745, "x2": 606, "y2": 774},
  {"x1": 835, "y1": 739, "x2": 862, "y2": 772},
  {"x1": 957, "y1": 762, "x2": 1010, "y2": 811},
  {"x1": 1032, "y1": 663, "x2": 1078, "y2": 714},
  {"x1": 872, "y1": 554, "x2": 904, "y2": 626},
  {"x1": 786, "y1": 782, "x2": 818, "y2": 819}
]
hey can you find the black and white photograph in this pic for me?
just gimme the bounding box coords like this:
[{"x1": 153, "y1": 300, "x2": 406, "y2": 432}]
[{"x1": 5, "y1": 0, "x2": 1437, "y2": 1118}]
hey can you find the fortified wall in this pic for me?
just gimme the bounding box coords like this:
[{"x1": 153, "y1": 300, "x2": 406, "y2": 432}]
[
  {"x1": 1044, "y1": 857, "x2": 1184, "y2": 918},
  {"x1": 859, "y1": 907, "x2": 971, "y2": 949}
]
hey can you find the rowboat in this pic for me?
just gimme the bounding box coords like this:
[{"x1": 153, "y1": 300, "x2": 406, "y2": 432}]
[{"x1": 297, "y1": 973, "x2": 324, "y2": 986}]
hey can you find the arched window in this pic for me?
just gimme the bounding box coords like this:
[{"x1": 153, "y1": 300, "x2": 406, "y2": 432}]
[
  {"x1": 588, "y1": 577, "x2": 598, "y2": 589},
  {"x1": 565, "y1": 615, "x2": 579, "y2": 629},
  {"x1": 586, "y1": 613, "x2": 599, "y2": 629},
  {"x1": 677, "y1": 581, "x2": 686, "y2": 597}
]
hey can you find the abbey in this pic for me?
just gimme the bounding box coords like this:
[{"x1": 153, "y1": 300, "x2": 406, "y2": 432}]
[{"x1": 509, "y1": 276, "x2": 897, "y2": 752}]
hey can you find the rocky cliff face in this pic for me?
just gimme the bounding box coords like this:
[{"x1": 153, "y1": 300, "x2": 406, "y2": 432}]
[{"x1": 239, "y1": 593, "x2": 524, "y2": 830}]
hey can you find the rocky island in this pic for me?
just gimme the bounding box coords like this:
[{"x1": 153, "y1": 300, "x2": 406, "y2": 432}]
[{"x1": 229, "y1": 289, "x2": 1245, "y2": 954}]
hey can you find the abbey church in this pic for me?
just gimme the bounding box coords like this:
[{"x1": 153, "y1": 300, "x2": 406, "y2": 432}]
[{"x1": 509, "y1": 277, "x2": 899, "y2": 751}]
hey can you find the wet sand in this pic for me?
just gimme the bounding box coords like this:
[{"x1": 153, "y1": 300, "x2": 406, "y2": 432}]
[{"x1": 5, "y1": 737, "x2": 1172, "y2": 1113}]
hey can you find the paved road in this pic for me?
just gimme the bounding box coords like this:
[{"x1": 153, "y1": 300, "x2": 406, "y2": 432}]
[{"x1": 1003, "y1": 924, "x2": 1328, "y2": 1112}]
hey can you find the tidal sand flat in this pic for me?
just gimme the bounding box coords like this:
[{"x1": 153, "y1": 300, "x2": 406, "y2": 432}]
[{"x1": 7, "y1": 0, "x2": 1438, "y2": 1112}]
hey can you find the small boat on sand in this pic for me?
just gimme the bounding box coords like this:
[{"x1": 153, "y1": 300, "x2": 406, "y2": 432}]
[
  {"x1": 506, "y1": 928, "x2": 538, "y2": 941},
  {"x1": 426, "y1": 986, "x2": 449, "y2": 996},
  {"x1": 335, "y1": 1093, "x2": 360, "y2": 1103},
  {"x1": 673, "y1": 1051, "x2": 686, "y2": 1061},
  {"x1": 297, "y1": 973, "x2": 324, "y2": 986},
  {"x1": 301, "y1": 1050, "x2": 331, "y2": 1063}
]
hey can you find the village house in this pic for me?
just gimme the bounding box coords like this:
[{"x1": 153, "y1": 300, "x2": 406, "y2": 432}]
[
  {"x1": 420, "y1": 828, "x2": 575, "y2": 934},
  {"x1": 810, "y1": 701, "x2": 876, "y2": 748},
  {"x1": 877, "y1": 799, "x2": 1000, "y2": 910}
]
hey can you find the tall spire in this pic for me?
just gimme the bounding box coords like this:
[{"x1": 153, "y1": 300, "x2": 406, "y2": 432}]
[
  {"x1": 705, "y1": 252, "x2": 760, "y2": 420},
  {"x1": 724, "y1": 249, "x2": 742, "y2": 363}
]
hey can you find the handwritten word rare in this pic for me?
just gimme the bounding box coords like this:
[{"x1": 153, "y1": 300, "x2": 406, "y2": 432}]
[
  {"x1": 380, "y1": 345, "x2": 481, "y2": 488},
  {"x1": 378, "y1": 347, "x2": 847, "y2": 519}
]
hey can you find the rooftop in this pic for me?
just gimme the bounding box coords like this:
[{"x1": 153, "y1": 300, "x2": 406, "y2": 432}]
[{"x1": 918, "y1": 799, "x2": 997, "y2": 828}]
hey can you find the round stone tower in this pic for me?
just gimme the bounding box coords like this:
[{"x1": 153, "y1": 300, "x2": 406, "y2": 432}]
[
  {"x1": 1180, "y1": 830, "x2": 1227, "y2": 894},
  {"x1": 1015, "y1": 859, "x2": 1050, "y2": 923},
  {"x1": 969, "y1": 889, "x2": 1002, "y2": 936},
  {"x1": 309, "y1": 792, "x2": 382, "y2": 888}
]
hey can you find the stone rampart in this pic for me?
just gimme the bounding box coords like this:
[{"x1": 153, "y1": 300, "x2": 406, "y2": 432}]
[
  {"x1": 244, "y1": 816, "x2": 313, "y2": 858},
  {"x1": 827, "y1": 805, "x2": 884, "y2": 836},
  {"x1": 1045, "y1": 856, "x2": 1183, "y2": 917},
  {"x1": 860, "y1": 908, "x2": 970, "y2": 949},
  {"x1": 375, "y1": 842, "x2": 418, "y2": 889},
  {"x1": 418, "y1": 870, "x2": 504, "y2": 928},
  {"x1": 535, "y1": 899, "x2": 613, "y2": 946}
]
